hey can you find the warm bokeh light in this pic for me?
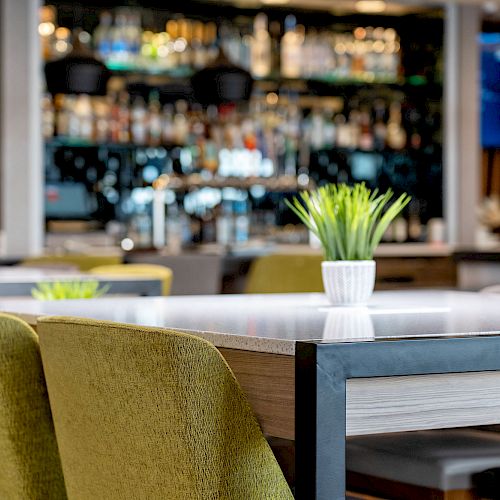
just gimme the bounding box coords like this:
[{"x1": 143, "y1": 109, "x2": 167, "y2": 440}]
[
  {"x1": 355, "y1": 0, "x2": 387, "y2": 14},
  {"x1": 38, "y1": 22, "x2": 55, "y2": 37}
]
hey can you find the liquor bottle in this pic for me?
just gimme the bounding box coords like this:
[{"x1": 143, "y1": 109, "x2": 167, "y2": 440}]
[
  {"x1": 177, "y1": 18, "x2": 192, "y2": 67},
  {"x1": 41, "y1": 94, "x2": 55, "y2": 140},
  {"x1": 281, "y1": 15, "x2": 303, "y2": 79},
  {"x1": 269, "y1": 21, "x2": 281, "y2": 76},
  {"x1": 216, "y1": 201, "x2": 234, "y2": 246},
  {"x1": 173, "y1": 100, "x2": 189, "y2": 145},
  {"x1": 131, "y1": 97, "x2": 148, "y2": 145},
  {"x1": 110, "y1": 11, "x2": 128, "y2": 62},
  {"x1": 301, "y1": 28, "x2": 317, "y2": 78},
  {"x1": 335, "y1": 114, "x2": 351, "y2": 148},
  {"x1": 203, "y1": 22, "x2": 219, "y2": 65},
  {"x1": 93, "y1": 11, "x2": 113, "y2": 61},
  {"x1": 166, "y1": 19, "x2": 180, "y2": 68},
  {"x1": 322, "y1": 109, "x2": 336, "y2": 149},
  {"x1": 148, "y1": 92, "x2": 162, "y2": 146},
  {"x1": 161, "y1": 104, "x2": 175, "y2": 144},
  {"x1": 191, "y1": 21, "x2": 206, "y2": 69},
  {"x1": 126, "y1": 12, "x2": 142, "y2": 62},
  {"x1": 117, "y1": 91, "x2": 131, "y2": 143},
  {"x1": 94, "y1": 97, "x2": 110, "y2": 143},
  {"x1": 250, "y1": 13, "x2": 272, "y2": 78},
  {"x1": 234, "y1": 200, "x2": 250, "y2": 243},
  {"x1": 358, "y1": 110, "x2": 374, "y2": 151},
  {"x1": 220, "y1": 23, "x2": 241, "y2": 67},
  {"x1": 75, "y1": 94, "x2": 94, "y2": 141},
  {"x1": 309, "y1": 108, "x2": 325, "y2": 150},
  {"x1": 386, "y1": 101, "x2": 407, "y2": 150},
  {"x1": 66, "y1": 96, "x2": 80, "y2": 138},
  {"x1": 373, "y1": 99, "x2": 387, "y2": 150},
  {"x1": 381, "y1": 28, "x2": 400, "y2": 80}
]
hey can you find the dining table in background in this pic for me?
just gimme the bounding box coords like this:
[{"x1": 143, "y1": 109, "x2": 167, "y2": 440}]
[
  {"x1": 3, "y1": 290, "x2": 500, "y2": 499},
  {"x1": 0, "y1": 266, "x2": 162, "y2": 297}
]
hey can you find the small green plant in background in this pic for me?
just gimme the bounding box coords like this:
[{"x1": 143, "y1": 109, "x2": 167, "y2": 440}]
[
  {"x1": 31, "y1": 280, "x2": 110, "y2": 300},
  {"x1": 286, "y1": 183, "x2": 411, "y2": 261}
]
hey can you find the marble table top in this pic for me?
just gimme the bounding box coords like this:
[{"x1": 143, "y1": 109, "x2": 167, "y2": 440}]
[{"x1": 1, "y1": 290, "x2": 500, "y2": 355}]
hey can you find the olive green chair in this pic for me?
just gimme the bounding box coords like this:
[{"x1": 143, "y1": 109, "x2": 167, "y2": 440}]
[
  {"x1": 88, "y1": 263, "x2": 173, "y2": 296},
  {"x1": 245, "y1": 253, "x2": 324, "y2": 294},
  {"x1": 38, "y1": 316, "x2": 293, "y2": 500},
  {"x1": 21, "y1": 254, "x2": 122, "y2": 272},
  {"x1": 0, "y1": 313, "x2": 66, "y2": 499}
]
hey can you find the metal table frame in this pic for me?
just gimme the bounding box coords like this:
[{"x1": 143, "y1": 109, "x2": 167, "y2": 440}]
[{"x1": 296, "y1": 335, "x2": 500, "y2": 499}]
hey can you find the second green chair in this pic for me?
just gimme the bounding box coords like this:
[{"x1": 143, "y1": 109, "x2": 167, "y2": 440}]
[
  {"x1": 0, "y1": 313, "x2": 66, "y2": 499},
  {"x1": 245, "y1": 253, "x2": 324, "y2": 294},
  {"x1": 89, "y1": 263, "x2": 173, "y2": 296}
]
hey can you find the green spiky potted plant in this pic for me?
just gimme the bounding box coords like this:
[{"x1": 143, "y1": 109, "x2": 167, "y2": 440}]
[
  {"x1": 286, "y1": 183, "x2": 410, "y2": 305},
  {"x1": 31, "y1": 280, "x2": 110, "y2": 300}
]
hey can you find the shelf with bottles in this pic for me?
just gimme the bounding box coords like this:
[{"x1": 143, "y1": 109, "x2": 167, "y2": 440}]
[
  {"x1": 43, "y1": 85, "x2": 441, "y2": 158},
  {"x1": 40, "y1": 5, "x2": 426, "y2": 91}
]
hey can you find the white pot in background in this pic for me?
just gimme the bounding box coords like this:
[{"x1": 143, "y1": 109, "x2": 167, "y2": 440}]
[{"x1": 321, "y1": 260, "x2": 376, "y2": 306}]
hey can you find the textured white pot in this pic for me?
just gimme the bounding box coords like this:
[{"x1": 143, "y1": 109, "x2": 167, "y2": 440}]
[{"x1": 321, "y1": 260, "x2": 376, "y2": 306}]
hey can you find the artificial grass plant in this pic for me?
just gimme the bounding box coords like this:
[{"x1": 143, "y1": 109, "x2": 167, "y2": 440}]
[
  {"x1": 286, "y1": 183, "x2": 411, "y2": 261},
  {"x1": 31, "y1": 280, "x2": 110, "y2": 300}
]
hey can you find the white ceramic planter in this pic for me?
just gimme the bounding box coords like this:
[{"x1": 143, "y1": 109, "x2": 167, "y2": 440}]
[{"x1": 321, "y1": 260, "x2": 376, "y2": 306}]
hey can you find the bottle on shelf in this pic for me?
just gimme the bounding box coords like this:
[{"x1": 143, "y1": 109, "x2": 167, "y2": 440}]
[
  {"x1": 117, "y1": 91, "x2": 131, "y2": 144},
  {"x1": 386, "y1": 101, "x2": 407, "y2": 150},
  {"x1": 148, "y1": 92, "x2": 162, "y2": 147},
  {"x1": 41, "y1": 93, "x2": 55, "y2": 140},
  {"x1": 250, "y1": 13, "x2": 272, "y2": 78},
  {"x1": 94, "y1": 11, "x2": 113, "y2": 61},
  {"x1": 281, "y1": 15, "x2": 303, "y2": 79}
]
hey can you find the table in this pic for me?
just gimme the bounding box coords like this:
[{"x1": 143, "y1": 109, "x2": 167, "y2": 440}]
[
  {"x1": 2, "y1": 290, "x2": 500, "y2": 499},
  {"x1": 0, "y1": 267, "x2": 162, "y2": 297}
]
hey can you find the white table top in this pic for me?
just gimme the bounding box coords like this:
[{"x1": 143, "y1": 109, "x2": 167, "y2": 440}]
[{"x1": 1, "y1": 290, "x2": 500, "y2": 355}]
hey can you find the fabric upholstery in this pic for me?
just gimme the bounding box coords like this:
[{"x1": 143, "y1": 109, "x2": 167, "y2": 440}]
[
  {"x1": 21, "y1": 255, "x2": 122, "y2": 272},
  {"x1": 89, "y1": 263, "x2": 173, "y2": 296},
  {"x1": 347, "y1": 429, "x2": 500, "y2": 491},
  {"x1": 0, "y1": 313, "x2": 66, "y2": 499},
  {"x1": 38, "y1": 316, "x2": 293, "y2": 500},
  {"x1": 245, "y1": 253, "x2": 324, "y2": 294}
]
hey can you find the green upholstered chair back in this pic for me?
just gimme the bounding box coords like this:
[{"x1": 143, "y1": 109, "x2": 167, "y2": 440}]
[
  {"x1": 0, "y1": 313, "x2": 66, "y2": 499},
  {"x1": 38, "y1": 316, "x2": 292, "y2": 500},
  {"x1": 245, "y1": 253, "x2": 324, "y2": 294},
  {"x1": 89, "y1": 263, "x2": 173, "y2": 296}
]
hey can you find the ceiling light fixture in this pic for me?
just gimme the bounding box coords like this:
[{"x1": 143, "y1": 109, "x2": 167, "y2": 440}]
[{"x1": 355, "y1": 0, "x2": 387, "y2": 13}]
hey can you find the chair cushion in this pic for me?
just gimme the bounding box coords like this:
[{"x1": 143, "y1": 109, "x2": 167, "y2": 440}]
[{"x1": 346, "y1": 429, "x2": 500, "y2": 491}]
